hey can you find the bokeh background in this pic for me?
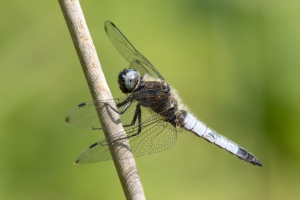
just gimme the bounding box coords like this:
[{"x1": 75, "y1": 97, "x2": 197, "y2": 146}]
[{"x1": 1, "y1": 0, "x2": 300, "y2": 199}]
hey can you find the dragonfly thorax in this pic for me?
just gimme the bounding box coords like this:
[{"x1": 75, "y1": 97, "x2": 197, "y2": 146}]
[{"x1": 118, "y1": 69, "x2": 140, "y2": 93}]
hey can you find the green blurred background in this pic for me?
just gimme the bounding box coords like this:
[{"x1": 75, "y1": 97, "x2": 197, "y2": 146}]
[{"x1": 1, "y1": 0, "x2": 300, "y2": 199}]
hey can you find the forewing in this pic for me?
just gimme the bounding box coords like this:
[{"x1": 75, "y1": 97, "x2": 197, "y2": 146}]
[
  {"x1": 75, "y1": 106, "x2": 177, "y2": 163},
  {"x1": 66, "y1": 88, "x2": 169, "y2": 130},
  {"x1": 65, "y1": 101, "x2": 102, "y2": 130},
  {"x1": 66, "y1": 97, "x2": 129, "y2": 130},
  {"x1": 104, "y1": 21, "x2": 164, "y2": 80}
]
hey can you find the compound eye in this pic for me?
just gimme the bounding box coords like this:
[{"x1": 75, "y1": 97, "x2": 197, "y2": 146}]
[{"x1": 124, "y1": 70, "x2": 139, "y2": 91}]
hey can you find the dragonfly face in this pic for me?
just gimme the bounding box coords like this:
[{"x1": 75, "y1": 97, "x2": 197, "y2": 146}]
[
  {"x1": 118, "y1": 69, "x2": 140, "y2": 93},
  {"x1": 65, "y1": 21, "x2": 263, "y2": 167}
]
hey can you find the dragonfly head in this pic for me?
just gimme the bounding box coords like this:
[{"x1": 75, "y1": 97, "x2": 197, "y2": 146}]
[{"x1": 118, "y1": 69, "x2": 140, "y2": 93}]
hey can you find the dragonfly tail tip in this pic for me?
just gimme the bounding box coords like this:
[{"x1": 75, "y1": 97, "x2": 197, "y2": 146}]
[{"x1": 254, "y1": 159, "x2": 263, "y2": 167}]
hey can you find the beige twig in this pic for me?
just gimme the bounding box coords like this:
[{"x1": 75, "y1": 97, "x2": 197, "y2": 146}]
[{"x1": 58, "y1": 0, "x2": 146, "y2": 199}]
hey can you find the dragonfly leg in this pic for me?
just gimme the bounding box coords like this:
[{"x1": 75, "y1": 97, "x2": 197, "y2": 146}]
[
  {"x1": 100, "y1": 104, "x2": 142, "y2": 146},
  {"x1": 92, "y1": 100, "x2": 132, "y2": 130},
  {"x1": 102, "y1": 99, "x2": 132, "y2": 114},
  {"x1": 118, "y1": 101, "x2": 132, "y2": 114},
  {"x1": 126, "y1": 104, "x2": 142, "y2": 138},
  {"x1": 123, "y1": 103, "x2": 140, "y2": 127},
  {"x1": 107, "y1": 99, "x2": 141, "y2": 127}
]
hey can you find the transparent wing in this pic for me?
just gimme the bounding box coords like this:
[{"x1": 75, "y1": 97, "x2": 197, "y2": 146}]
[
  {"x1": 65, "y1": 97, "x2": 128, "y2": 130},
  {"x1": 65, "y1": 89, "x2": 170, "y2": 130},
  {"x1": 75, "y1": 106, "x2": 177, "y2": 163},
  {"x1": 66, "y1": 88, "x2": 177, "y2": 163},
  {"x1": 104, "y1": 21, "x2": 164, "y2": 80}
]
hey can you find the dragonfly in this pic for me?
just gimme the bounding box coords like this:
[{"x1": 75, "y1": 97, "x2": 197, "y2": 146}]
[{"x1": 65, "y1": 21, "x2": 263, "y2": 166}]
